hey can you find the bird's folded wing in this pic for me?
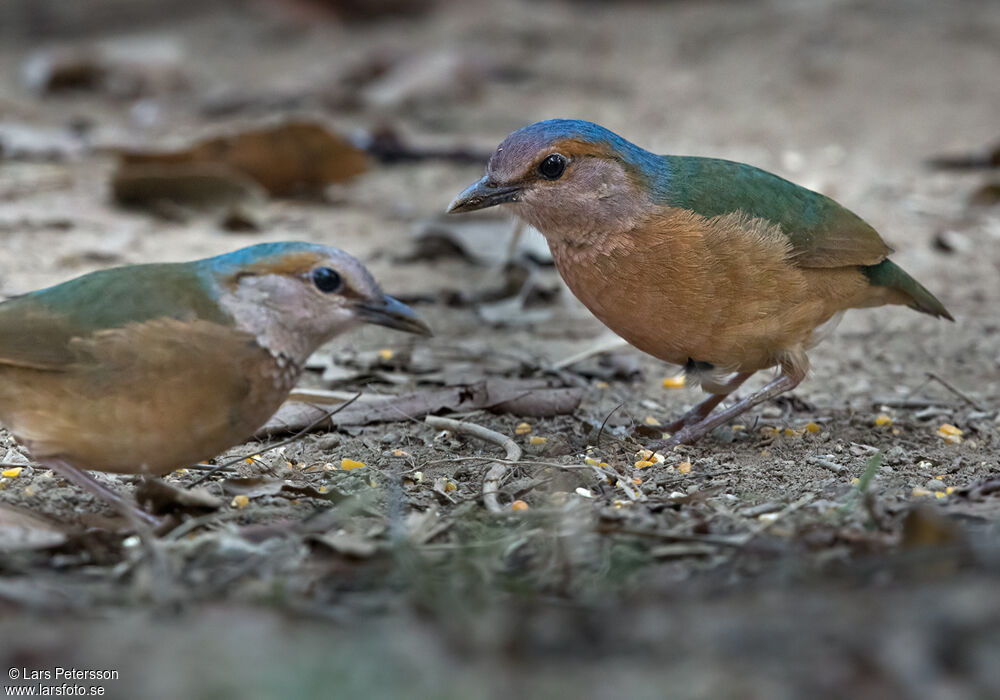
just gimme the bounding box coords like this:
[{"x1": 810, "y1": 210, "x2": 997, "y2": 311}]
[
  {"x1": 0, "y1": 263, "x2": 232, "y2": 371},
  {"x1": 665, "y1": 157, "x2": 892, "y2": 269}
]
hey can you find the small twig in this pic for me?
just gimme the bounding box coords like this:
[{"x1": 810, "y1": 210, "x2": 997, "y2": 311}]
[
  {"x1": 187, "y1": 393, "x2": 361, "y2": 488},
  {"x1": 424, "y1": 416, "x2": 522, "y2": 514},
  {"x1": 596, "y1": 402, "x2": 625, "y2": 448},
  {"x1": 926, "y1": 372, "x2": 987, "y2": 411},
  {"x1": 872, "y1": 397, "x2": 954, "y2": 409},
  {"x1": 551, "y1": 335, "x2": 629, "y2": 370},
  {"x1": 287, "y1": 388, "x2": 380, "y2": 403},
  {"x1": 739, "y1": 492, "x2": 814, "y2": 543},
  {"x1": 808, "y1": 456, "x2": 846, "y2": 474}
]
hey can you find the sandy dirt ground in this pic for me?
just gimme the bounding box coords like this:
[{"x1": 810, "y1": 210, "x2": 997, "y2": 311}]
[{"x1": 0, "y1": 1, "x2": 998, "y2": 698}]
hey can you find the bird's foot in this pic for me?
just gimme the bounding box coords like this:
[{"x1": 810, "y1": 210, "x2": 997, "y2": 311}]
[{"x1": 646, "y1": 425, "x2": 699, "y2": 452}]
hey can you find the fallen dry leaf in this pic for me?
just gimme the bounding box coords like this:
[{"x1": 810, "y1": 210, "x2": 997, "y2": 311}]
[
  {"x1": 0, "y1": 503, "x2": 68, "y2": 551},
  {"x1": 111, "y1": 162, "x2": 266, "y2": 212},
  {"x1": 135, "y1": 478, "x2": 222, "y2": 515},
  {"x1": 115, "y1": 121, "x2": 369, "y2": 197},
  {"x1": 256, "y1": 379, "x2": 584, "y2": 437}
]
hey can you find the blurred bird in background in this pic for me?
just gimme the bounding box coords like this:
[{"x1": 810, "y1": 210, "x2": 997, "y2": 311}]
[
  {"x1": 0, "y1": 242, "x2": 430, "y2": 525},
  {"x1": 449, "y1": 119, "x2": 951, "y2": 448}
]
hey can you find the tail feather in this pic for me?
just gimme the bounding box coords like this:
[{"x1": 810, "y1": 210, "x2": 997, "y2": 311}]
[{"x1": 862, "y1": 259, "x2": 954, "y2": 321}]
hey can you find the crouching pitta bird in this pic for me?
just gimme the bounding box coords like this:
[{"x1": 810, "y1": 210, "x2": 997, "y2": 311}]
[
  {"x1": 448, "y1": 119, "x2": 951, "y2": 448},
  {"x1": 0, "y1": 242, "x2": 430, "y2": 525}
]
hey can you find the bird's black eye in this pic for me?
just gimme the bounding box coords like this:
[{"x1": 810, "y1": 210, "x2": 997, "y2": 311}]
[
  {"x1": 538, "y1": 153, "x2": 567, "y2": 180},
  {"x1": 311, "y1": 266, "x2": 343, "y2": 293}
]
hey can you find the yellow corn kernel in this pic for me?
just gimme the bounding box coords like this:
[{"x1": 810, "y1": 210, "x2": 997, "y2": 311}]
[
  {"x1": 515, "y1": 422, "x2": 532, "y2": 435},
  {"x1": 444, "y1": 480, "x2": 457, "y2": 492},
  {"x1": 392, "y1": 449, "x2": 410, "y2": 457},
  {"x1": 850, "y1": 477, "x2": 860, "y2": 485},
  {"x1": 934, "y1": 491, "x2": 947, "y2": 499},
  {"x1": 636, "y1": 449, "x2": 654, "y2": 461},
  {"x1": 632, "y1": 477, "x2": 642, "y2": 485},
  {"x1": 175, "y1": 468, "x2": 189, "y2": 475},
  {"x1": 1, "y1": 467, "x2": 23, "y2": 478},
  {"x1": 511, "y1": 500, "x2": 529, "y2": 511},
  {"x1": 911, "y1": 488, "x2": 932, "y2": 498},
  {"x1": 938, "y1": 424, "x2": 963, "y2": 437},
  {"x1": 529, "y1": 436, "x2": 547, "y2": 445},
  {"x1": 946, "y1": 486, "x2": 955, "y2": 495},
  {"x1": 875, "y1": 414, "x2": 892, "y2": 427},
  {"x1": 231, "y1": 494, "x2": 249, "y2": 509},
  {"x1": 805, "y1": 422, "x2": 821, "y2": 434},
  {"x1": 783, "y1": 427, "x2": 799, "y2": 437},
  {"x1": 0, "y1": 478, "x2": 7, "y2": 490},
  {"x1": 378, "y1": 348, "x2": 394, "y2": 361},
  {"x1": 340, "y1": 459, "x2": 365, "y2": 470},
  {"x1": 677, "y1": 462, "x2": 692, "y2": 474},
  {"x1": 732, "y1": 424, "x2": 745, "y2": 431},
  {"x1": 662, "y1": 375, "x2": 686, "y2": 389},
  {"x1": 634, "y1": 460, "x2": 654, "y2": 469},
  {"x1": 584, "y1": 456, "x2": 600, "y2": 466},
  {"x1": 644, "y1": 416, "x2": 661, "y2": 426}
]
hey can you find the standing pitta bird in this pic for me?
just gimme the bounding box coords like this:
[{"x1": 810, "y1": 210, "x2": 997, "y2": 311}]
[
  {"x1": 448, "y1": 119, "x2": 951, "y2": 448},
  {"x1": 0, "y1": 242, "x2": 429, "y2": 524}
]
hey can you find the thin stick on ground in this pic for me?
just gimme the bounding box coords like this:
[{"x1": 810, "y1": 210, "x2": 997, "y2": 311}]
[
  {"x1": 425, "y1": 415, "x2": 522, "y2": 514},
  {"x1": 926, "y1": 372, "x2": 987, "y2": 411}
]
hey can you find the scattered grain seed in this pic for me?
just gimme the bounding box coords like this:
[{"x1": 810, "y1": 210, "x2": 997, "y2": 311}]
[
  {"x1": 634, "y1": 460, "x2": 654, "y2": 469},
  {"x1": 511, "y1": 500, "x2": 529, "y2": 511},
  {"x1": 515, "y1": 422, "x2": 532, "y2": 435},
  {"x1": 1, "y1": 467, "x2": 23, "y2": 478},
  {"x1": 340, "y1": 459, "x2": 365, "y2": 470},
  {"x1": 378, "y1": 348, "x2": 394, "y2": 361},
  {"x1": 677, "y1": 462, "x2": 692, "y2": 474},
  {"x1": 575, "y1": 487, "x2": 594, "y2": 498},
  {"x1": 644, "y1": 415, "x2": 661, "y2": 426},
  {"x1": 529, "y1": 436, "x2": 547, "y2": 445},
  {"x1": 662, "y1": 375, "x2": 686, "y2": 389},
  {"x1": 231, "y1": 494, "x2": 249, "y2": 509},
  {"x1": 804, "y1": 422, "x2": 821, "y2": 434},
  {"x1": 875, "y1": 414, "x2": 892, "y2": 427}
]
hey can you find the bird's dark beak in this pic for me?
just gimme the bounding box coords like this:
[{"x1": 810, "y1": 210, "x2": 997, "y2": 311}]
[
  {"x1": 357, "y1": 295, "x2": 432, "y2": 336},
  {"x1": 447, "y1": 177, "x2": 521, "y2": 213}
]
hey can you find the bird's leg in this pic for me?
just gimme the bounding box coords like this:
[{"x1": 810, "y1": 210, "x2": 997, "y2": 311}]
[
  {"x1": 44, "y1": 458, "x2": 161, "y2": 528},
  {"x1": 661, "y1": 372, "x2": 754, "y2": 433},
  {"x1": 653, "y1": 368, "x2": 805, "y2": 448}
]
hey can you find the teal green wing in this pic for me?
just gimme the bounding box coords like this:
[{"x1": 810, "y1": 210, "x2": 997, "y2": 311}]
[
  {"x1": 0, "y1": 262, "x2": 232, "y2": 370},
  {"x1": 660, "y1": 156, "x2": 891, "y2": 268},
  {"x1": 658, "y1": 156, "x2": 951, "y2": 319}
]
